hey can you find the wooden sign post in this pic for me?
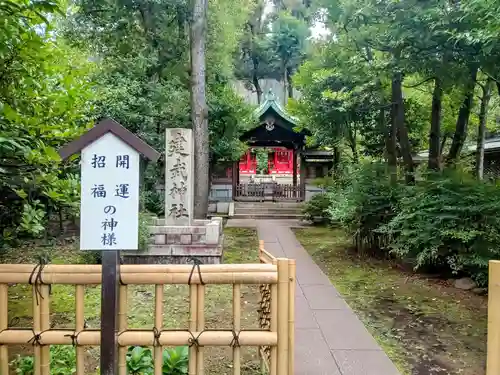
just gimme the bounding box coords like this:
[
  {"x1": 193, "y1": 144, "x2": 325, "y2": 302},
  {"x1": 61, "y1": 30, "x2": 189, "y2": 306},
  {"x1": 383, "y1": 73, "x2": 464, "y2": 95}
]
[{"x1": 59, "y1": 119, "x2": 159, "y2": 375}]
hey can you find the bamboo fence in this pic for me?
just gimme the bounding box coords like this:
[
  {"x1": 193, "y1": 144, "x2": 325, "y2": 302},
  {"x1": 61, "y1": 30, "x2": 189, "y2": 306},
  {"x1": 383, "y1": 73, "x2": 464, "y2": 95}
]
[
  {"x1": 488, "y1": 260, "x2": 500, "y2": 375},
  {"x1": 258, "y1": 240, "x2": 295, "y2": 375},
  {"x1": 0, "y1": 249, "x2": 295, "y2": 375}
]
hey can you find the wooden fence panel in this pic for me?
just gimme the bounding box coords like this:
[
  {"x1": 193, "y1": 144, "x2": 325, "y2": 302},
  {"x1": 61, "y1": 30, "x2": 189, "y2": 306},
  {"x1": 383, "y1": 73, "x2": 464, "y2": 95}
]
[{"x1": 0, "y1": 258, "x2": 295, "y2": 375}]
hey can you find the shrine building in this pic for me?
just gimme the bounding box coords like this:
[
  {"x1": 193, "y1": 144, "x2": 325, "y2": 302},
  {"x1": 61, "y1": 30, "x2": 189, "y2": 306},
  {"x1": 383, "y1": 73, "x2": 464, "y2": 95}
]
[{"x1": 211, "y1": 90, "x2": 334, "y2": 202}]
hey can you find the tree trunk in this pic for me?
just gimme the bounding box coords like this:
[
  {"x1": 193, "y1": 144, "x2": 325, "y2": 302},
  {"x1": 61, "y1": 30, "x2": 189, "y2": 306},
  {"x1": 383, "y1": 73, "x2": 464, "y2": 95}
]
[
  {"x1": 286, "y1": 66, "x2": 293, "y2": 99},
  {"x1": 392, "y1": 71, "x2": 414, "y2": 183},
  {"x1": 347, "y1": 124, "x2": 359, "y2": 163},
  {"x1": 382, "y1": 106, "x2": 397, "y2": 182},
  {"x1": 252, "y1": 72, "x2": 262, "y2": 104},
  {"x1": 190, "y1": 0, "x2": 209, "y2": 219},
  {"x1": 476, "y1": 78, "x2": 493, "y2": 180},
  {"x1": 447, "y1": 65, "x2": 478, "y2": 163},
  {"x1": 428, "y1": 76, "x2": 443, "y2": 171}
]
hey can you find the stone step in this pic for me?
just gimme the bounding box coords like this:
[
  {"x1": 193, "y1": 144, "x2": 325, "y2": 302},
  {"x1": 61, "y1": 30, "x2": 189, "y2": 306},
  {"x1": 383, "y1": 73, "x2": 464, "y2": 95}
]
[
  {"x1": 232, "y1": 213, "x2": 303, "y2": 220},
  {"x1": 235, "y1": 202, "x2": 304, "y2": 209},
  {"x1": 234, "y1": 208, "x2": 303, "y2": 215}
]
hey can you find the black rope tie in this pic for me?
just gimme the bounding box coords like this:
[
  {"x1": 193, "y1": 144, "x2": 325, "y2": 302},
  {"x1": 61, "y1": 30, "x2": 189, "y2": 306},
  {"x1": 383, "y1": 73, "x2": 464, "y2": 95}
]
[
  {"x1": 187, "y1": 331, "x2": 203, "y2": 348},
  {"x1": 152, "y1": 327, "x2": 161, "y2": 347},
  {"x1": 64, "y1": 331, "x2": 80, "y2": 347},
  {"x1": 29, "y1": 255, "x2": 51, "y2": 306},
  {"x1": 28, "y1": 329, "x2": 48, "y2": 346},
  {"x1": 230, "y1": 330, "x2": 241, "y2": 348},
  {"x1": 188, "y1": 257, "x2": 205, "y2": 285}
]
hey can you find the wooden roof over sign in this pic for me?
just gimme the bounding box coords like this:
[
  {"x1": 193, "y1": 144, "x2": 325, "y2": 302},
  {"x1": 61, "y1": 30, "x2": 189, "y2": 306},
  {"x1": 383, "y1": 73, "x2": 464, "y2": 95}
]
[{"x1": 59, "y1": 118, "x2": 160, "y2": 161}]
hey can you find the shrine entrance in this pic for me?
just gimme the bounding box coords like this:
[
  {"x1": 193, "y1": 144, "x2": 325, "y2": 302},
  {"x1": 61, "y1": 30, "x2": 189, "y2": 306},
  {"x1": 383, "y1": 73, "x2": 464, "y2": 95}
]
[{"x1": 231, "y1": 90, "x2": 308, "y2": 202}]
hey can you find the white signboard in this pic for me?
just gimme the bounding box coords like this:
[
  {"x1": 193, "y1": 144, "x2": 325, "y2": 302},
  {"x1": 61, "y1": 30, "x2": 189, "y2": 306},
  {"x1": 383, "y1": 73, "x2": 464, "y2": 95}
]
[{"x1": 80, "y1": 133, "x2": 140, "y2": 250}]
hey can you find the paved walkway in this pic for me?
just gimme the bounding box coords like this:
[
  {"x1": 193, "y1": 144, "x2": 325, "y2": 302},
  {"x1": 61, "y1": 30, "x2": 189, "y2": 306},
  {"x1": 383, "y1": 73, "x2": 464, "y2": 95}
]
[{"x1": 228, "y1": 219, "x2": 401, "y2": 375}]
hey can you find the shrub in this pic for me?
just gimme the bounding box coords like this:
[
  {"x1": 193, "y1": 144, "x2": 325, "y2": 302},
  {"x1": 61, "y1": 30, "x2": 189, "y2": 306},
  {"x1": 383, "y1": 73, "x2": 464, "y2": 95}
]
[
  {"x1": 303, "y1": 193, "x2": 331, "y2": 223},
  {"x1": 379, "y1": 171, "x2": 500, "y2": 286},
  {"x1": 327, "y1": 163, "x2": 402, "y2": 255},
  {"x1": 11, "y1": 345, "x2": 76, "y2": 375}
]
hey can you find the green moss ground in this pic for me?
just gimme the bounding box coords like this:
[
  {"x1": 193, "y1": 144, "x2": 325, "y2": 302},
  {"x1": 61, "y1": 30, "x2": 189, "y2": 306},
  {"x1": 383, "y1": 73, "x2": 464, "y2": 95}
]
[
  {"x1": 4, "y1": 227, "x2": 261, "y2": 375},
  {"x1": 294, "y1": 227, "x2": 487, "y2": 375}
]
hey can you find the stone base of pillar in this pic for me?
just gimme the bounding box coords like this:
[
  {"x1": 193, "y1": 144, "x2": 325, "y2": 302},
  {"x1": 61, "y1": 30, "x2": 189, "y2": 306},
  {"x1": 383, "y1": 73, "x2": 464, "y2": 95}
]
[{"x1": 122, "y1": 217, "x2": 224, "y2": 264}]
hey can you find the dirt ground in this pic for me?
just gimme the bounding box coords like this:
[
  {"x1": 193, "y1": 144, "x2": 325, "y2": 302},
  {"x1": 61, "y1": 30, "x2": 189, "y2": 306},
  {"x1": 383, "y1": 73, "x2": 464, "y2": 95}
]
[
  {"x1": 3, "y1": 227, "x2": 262, "y2": 375},
  {"x1": 294, "y1": 227, "x2": 487, "y2": 375}
]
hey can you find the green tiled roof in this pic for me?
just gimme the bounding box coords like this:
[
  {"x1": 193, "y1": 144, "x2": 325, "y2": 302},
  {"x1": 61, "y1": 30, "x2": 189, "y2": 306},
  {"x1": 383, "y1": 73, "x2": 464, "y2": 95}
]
[{"x1": 254, "y1": 89, "x2": 299, "y2": 126}]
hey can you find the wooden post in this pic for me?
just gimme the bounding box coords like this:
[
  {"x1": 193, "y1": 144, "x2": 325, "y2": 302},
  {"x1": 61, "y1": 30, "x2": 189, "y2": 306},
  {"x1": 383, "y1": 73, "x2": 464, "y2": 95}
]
[
  {"x1": 288, "y1": 260, "x2": 296, "y2": 375},
  {"x1": 100, "y1": 250, "x2": 120, "y2": 375},
  {"x1": 292, "y1": 148, "x2": 297, "y2": 189},
  {"x1": 233, "y1": 284, "x2": 241, "y2": 375},
  {"x1": 276, "y1": 259, "x2": 289, "y2": 375},
  {"x1": 0, "y1": 284, "x2": 8, "y2": 375},
  {"x1": 488, "y1": 260, "x2": 500, "y2": 374},
  {"x1": 75, "y1": 285, "x2": 85, "y2": 375}
]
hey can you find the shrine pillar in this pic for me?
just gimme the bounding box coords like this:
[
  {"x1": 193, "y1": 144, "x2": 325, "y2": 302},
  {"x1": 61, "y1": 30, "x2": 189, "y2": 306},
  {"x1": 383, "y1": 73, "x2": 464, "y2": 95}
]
[{"x1": 292, "y1": 148, "x2": 298, "y2": 188}]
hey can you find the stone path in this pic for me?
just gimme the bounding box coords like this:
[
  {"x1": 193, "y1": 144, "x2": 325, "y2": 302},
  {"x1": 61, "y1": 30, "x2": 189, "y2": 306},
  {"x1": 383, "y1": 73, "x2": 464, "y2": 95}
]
[{"x1": 227, "y1": 219, "x2": 401, "y2": 375}]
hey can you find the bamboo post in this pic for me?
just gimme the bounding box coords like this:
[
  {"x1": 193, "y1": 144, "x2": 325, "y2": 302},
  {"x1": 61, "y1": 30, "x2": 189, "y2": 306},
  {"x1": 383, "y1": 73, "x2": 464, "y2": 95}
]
[
  {"x1": 33, "y1": 286, "x2": 42, "y2": 375},
  {"x1": 154, "y1": 284, "x2": 164, "y2": 375},
  {"x1": 269, "y1": 260, "x2": 278, "y2": 375},
  {"x1": 488, "y1": 260, "x2": 500, "y2": 374},
  {"x1": 0, "y1": 284, "x2": 8, "y2": 375},
  {"x1": 118, "y1": 284, "x2": 128, "y2": 375},
  {"x1": 188, "y1": 284, "x2": 198, "y2": 375},
  {"x1": 232, "y1": 284, "x2": 241, "y2": 375},
  {"x1": 276, "y1": 259, "x2": 289, "y2": 375},
  {"x1": 196, "y1": 284, "x2": 205, "y2": 375},
  {"x1": 288, "y1": 260, "x2": 296, "y2": 375},
  {"x1": 40, "y1": 285, "x2": 50, "y2": 375},
  {"x1": 75, "y1": 285, "x2": 85, "y2": 375}
]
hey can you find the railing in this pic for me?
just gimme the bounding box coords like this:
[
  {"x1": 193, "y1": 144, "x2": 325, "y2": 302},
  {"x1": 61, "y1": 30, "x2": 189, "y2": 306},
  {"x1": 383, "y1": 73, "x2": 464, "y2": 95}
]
[
  {"x1": 258, "y1": 240, "x2": 295, "y2": 374},
  {"x1": 0, "y1": 259, "x2": 295, "y2": 375},
  {"x1": 235, "y1": 183, "x2": 265, "y2": 201},
  {"x1": 273, "y1": 184, "x2": 301, "y2": 201}
]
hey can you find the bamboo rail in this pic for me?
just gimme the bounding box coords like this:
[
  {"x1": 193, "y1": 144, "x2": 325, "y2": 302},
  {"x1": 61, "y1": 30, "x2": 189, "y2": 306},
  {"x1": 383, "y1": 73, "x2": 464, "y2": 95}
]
[
  {"x1": 0, "y1": 248, "x2": 295, "y2": 375},
  {"x1": 257, "y1": 240, "x2": 295, "y2": 374},
  {"x1": 488, "y1": 260, "x2": 500, "y2": 374}
]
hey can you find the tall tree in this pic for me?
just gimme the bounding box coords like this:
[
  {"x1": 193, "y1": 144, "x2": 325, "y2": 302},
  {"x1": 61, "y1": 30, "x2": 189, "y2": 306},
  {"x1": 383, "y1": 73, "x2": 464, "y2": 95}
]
[{"x1": 190, "y1": 0, "x2": 209, "y2": 218}]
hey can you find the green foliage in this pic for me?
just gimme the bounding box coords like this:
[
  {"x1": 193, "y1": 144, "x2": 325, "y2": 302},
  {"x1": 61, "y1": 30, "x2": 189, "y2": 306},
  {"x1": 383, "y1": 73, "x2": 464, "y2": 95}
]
[
  {"x1": 322, "y1": 164, "x2": 500, "y2": 286},
  {"x1": 126, "y1": 346, "x2": 189, "y2": 375},
  {"x1": 0, "y1": 0, "x2": 94, "y2": 244},
  {"x1": 126, "y1": 346, "x2": 153, "y2": 375},
  {"x1": 255, "y1": 148, "x2": 269, "y2": 174},
  {"x1": 12, "y1": 345, "x2": 76, "y2": 375},
  {"x1": 327, "y1": 163, "x2": 401, "y2": 254},
  {"x1": 12, "y1": 345, "x2": 189, "y2": 375},
  {"x1": 162, "y1": 346, "x2": 189, "y2": 375},
  {"x1": 379, "y1": 172, "x2": 500, "y2": 286},
  {"x1": 302, "y1": 193, "x2": 330, "y2": 224}
]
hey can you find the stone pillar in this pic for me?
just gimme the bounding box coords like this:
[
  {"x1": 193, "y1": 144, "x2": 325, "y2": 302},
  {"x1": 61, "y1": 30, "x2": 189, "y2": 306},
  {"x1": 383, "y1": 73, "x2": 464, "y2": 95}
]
[{"x1": 165, "y1": 129, "x2": 194, "y2": 226}]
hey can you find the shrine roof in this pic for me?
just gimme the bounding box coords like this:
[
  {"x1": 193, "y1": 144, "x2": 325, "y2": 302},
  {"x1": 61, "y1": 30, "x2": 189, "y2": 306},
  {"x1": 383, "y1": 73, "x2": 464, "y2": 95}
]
[{"x1": 254, "y1": 89, "x2": 299, "y2": 126}]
